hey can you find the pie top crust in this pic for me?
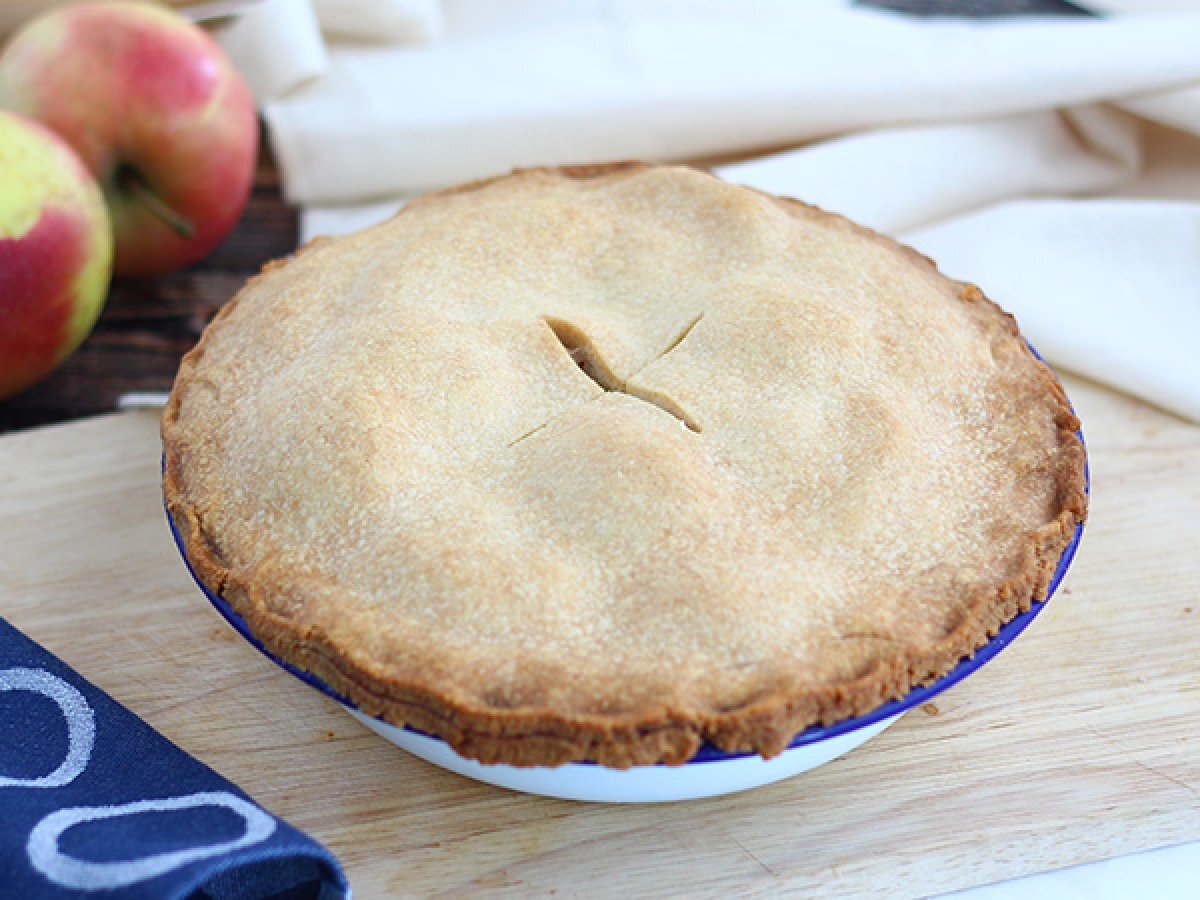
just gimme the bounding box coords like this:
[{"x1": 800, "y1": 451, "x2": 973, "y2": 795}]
[{"x1": 163, "y1": 163, "x2": 1086, "y2": 767}]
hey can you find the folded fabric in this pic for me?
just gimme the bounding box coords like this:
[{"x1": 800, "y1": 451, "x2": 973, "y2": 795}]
[
  {"x1": 313, "y1": 0, "x2": 442, "y2": 43},
  {"x1": 262, "y1": 1, "x2": 1200, "y2": 203},
  {"x1": 717, "y1": 105, "x2": 1140, "y2": 233},
  {"x1": 214, "y1": 0, "x2": 328, "y2": 102},
  {"x1": 213, "y1": 0, "x2": 443, "y2": 102},
  {"x1": 0, "y1": 618, "x2": 348, "y2": 899}
]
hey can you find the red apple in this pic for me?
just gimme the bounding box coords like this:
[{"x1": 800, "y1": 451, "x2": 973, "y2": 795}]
[
  {"x1": 0, "y1": 1, "x2": 258, "y2": 277},
  {"x1": 0, "y1": 110, "x2": 112, "y2": 401}
]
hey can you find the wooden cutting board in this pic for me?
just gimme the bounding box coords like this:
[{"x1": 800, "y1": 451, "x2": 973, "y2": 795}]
[{"x1": 1, "y1": 375, "x2": 1197, "y2": 898}]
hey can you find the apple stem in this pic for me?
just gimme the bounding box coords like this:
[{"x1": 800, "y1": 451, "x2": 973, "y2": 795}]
[{"x1": 117, "y1": 166, "x2": 196, "y2": 240}]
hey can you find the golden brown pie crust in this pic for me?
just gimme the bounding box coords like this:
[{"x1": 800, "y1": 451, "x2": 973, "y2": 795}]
[{"x1": 163, "y1": 163, "x2": 1087, "y2": 768}]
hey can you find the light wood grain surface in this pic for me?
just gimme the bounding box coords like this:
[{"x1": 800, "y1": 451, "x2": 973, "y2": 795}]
[{"x1": 0, "y1": 375, "x2": 1197, "y2": 898}]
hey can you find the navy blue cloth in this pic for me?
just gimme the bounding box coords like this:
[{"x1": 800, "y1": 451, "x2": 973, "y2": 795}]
[{"x1": 0, "y1": 618, "x2": 349, "y2": 899}]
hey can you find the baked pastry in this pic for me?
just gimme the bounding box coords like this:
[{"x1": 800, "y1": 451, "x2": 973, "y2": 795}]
[{"x1": 163, "y1": 163, "x2": 1086, "y2": 768}]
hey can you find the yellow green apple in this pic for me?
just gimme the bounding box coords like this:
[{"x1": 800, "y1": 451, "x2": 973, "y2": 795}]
[
  {"x1": 0, "y1": 110, "x2": 112, "y2": 401},
  {"x1": 0, "y1": 1, "x2": 258, "y2": 277}
]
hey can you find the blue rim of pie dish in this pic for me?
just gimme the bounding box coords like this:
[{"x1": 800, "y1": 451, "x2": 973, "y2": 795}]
[{"x1": 164, "y1": 347, "x2": 1087, "y2": 766}]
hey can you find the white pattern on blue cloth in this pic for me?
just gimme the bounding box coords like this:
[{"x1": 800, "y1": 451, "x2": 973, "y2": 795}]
[
  {"x1": 0, "y1": 668, "x2": 95, "y2": 790},
  {"x1": 26, "y1": 791, "x2": 277, "y2": 890}
]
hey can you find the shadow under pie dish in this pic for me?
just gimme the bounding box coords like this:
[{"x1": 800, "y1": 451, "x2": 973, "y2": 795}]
[{"x1": 162, "y1": 163, "x2": 1088, "y2": 786}]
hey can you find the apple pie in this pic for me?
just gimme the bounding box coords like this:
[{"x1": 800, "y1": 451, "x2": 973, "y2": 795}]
[{"x1": 163, "y1": 163, "x2": 1087, "y2": 767}]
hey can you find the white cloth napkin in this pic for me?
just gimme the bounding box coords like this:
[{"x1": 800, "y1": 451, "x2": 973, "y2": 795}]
[
  {"x1": 219, "y1": 0, "x2": 1200, "y2": 424},
  {"x1": 312, "y1": 0, "x2": 442, "y2": 43},
  {"x1": 212, "y1": 0, "x2": 442, "y2": 98},
  {"x1": 214, "y1": 0, "x2": 327, "y2": 102},
  {"x1": 264, "y1": 2, "x2": 1200, "y2": 202}
]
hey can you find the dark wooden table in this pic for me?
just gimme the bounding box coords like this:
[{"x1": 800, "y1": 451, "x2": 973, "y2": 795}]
[{"x1": 0, "y1": 141, "x2": 297, "y2": 435}]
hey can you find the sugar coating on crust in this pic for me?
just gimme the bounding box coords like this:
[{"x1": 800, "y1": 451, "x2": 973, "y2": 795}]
[{"x1": 163, "y1": 164, "x2": 1086, "y2": 767}]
